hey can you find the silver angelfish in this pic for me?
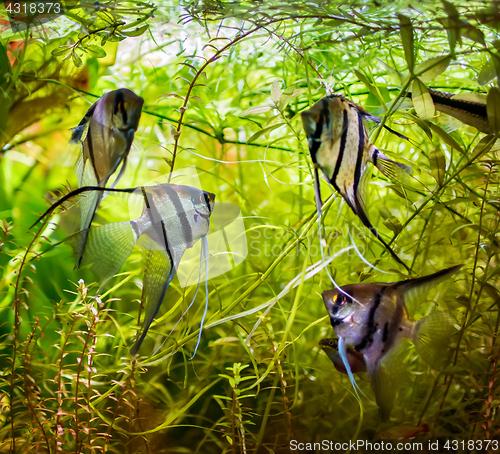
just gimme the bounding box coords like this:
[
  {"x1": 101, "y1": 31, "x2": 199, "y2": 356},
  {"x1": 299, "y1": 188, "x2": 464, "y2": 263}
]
[
  {"x1": 321, "y1": 265, "x2": 461, "y2": 421},
  {"x1": 71, "y1": 88, "x2": 144, "y2": 268}
]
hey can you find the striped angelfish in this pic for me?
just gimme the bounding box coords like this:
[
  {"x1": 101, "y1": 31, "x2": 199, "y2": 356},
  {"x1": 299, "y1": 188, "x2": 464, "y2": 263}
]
[
  {"x1": 415, "y1": 88, "x2": 491, "y2": 134},
  {"x1": 321, "y1": 265, "x2": 461, "y2": 421},
  {"x1": 32, "y1": 183, "x2": 215, "y2": 356},
  {"x1": 71, "y1": 88, "x2": 144, "y2": 268},
  {"x1": 301, "y1": 95, "x2": 412, "y2": 271}
]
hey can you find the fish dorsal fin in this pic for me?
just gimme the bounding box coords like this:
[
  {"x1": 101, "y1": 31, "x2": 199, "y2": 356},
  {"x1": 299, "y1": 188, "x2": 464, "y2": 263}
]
[
  {"x1": 392, "y1": 265, "x2": 462, "y2": 314},
  {"x1": 368, "y1": 340, "x2": 408, "y2": 422}
]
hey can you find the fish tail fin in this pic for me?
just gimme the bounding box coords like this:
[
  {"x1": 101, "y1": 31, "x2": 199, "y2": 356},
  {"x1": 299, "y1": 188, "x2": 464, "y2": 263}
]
[
  {"x1": 67, "y1": 221, "x2": 137, "y2": 290},
  {"x1": 413, "y1": 311, "x2": 456, "y2": 370},
  {"x1": 372, "y1": 148, "x2": 414, "y2": 187},
  {"x1": 353, "y1": 199, "x2": 412, "y2": 273}
]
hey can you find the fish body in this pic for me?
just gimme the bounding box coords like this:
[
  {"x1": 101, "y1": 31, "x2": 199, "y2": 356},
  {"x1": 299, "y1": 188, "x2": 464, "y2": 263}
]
[
  {"x1": 322, "y1": 265, "x2": 461, "y2": 420},
  {"x1": 301, "y1": 95, "x2": 412, "y2": 271},
  {"x1": 62, "y1": 183, "x2": 215, "y2": 356},
  {"x1": 71, "y1": 88, "x2": 144, "y2": 267},
  {"x1": 414, "y1": 88, "x2": 491, "y2": 134},
  {"x1": 319, "y1": 337, "x2": 366, "y2": 374},
  {"x1": 378, "y1": 423, "x2": 430, "y2": 440}
]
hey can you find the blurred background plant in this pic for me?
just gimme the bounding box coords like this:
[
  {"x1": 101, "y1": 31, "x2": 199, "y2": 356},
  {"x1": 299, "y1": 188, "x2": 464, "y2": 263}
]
[{"x1": 1, "y1": 0, "x2": 500, "y2": 452}]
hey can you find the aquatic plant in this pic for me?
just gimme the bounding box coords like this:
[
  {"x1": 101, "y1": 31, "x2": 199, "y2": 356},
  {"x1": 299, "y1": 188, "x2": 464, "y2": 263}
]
[{"x1": 1, "y1": 0, "x2": 500, "y2": 452}]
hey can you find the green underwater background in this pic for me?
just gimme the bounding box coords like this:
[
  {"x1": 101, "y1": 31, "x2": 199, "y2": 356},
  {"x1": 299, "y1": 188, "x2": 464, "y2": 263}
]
[{"x1": 1, "y1": 0, "x2": 499, "y2": 452}]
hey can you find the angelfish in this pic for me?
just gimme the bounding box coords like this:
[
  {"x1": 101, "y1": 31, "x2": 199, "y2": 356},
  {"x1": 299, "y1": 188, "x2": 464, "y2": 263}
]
[
  {"x1": 32, "y1": 183, "x2": 215, "y2": 356},
  {"x1": 412, "y1": 88, "x2": 491, "y2": 134},
  {"x1": 301, "y1": 95, "x2": 412, "y2": 271},
  {"x1": 319, "y1": 337, "x2": 366, "y2": 375},
  {"x1": 321, "y1": 265, "x2": 461, "y2": 421},
  {"x1": 71, "y1": 88, "x2": 144, "y2": 268}
]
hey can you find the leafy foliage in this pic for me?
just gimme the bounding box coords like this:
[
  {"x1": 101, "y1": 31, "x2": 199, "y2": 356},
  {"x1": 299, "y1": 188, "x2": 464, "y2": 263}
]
[{"x1": 1, "y1": 0, "x2": 500, "y2": 452}]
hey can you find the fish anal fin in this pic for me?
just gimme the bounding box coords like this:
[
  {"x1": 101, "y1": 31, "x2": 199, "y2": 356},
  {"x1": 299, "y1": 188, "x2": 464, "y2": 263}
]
[
  {"x1": 413, "y1": 311, "x2": 455, "y2": 370},
  {"x1": 130, "y1": 249, "x2": 176, "y2": 356},
  {"x1": 368, "y1": 341, "x2": 407, "y2": 422}
]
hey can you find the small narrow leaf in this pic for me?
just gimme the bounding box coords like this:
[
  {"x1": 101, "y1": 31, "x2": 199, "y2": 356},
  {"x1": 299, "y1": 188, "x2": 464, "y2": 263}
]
[
  {"x1": 478, "y1": 59, "x2": 495, "y2": 85},
  {"x1": 489, "y1": 52, "x2": 500, "y2": 87},
  {"x1": 240, "y1": 105, "x2": 273, "y2": 116},
  {"x1": 487, "y1": 86, "x2": 500, "y2": 135},
  {"x1": 429, "y1": 147, "x2": 446, "y2": 186},
  {"x1": 427, "y1": 122, "x2": 464, "y2": 154},
  {"x1": 415, "y1": 55, "x2": 452, "y2": 83},
  {"x1": 412, "y1": 78, "x2": 435, "y2": 120},
  {"x1": 72, "y1": 52, "x2": 83, "y2": 68},
  {"x1": 383, "y1": 216, "x2": 403, "y2": 236},
  {"x1": 398, "y1": 14, "x2": 414, "y2": 73},
  {"x1": 120, "y1": 25, "x2": 149, "y2": 37},
  {"x1": 248, "y1": 123, "x2": 285, "y2": 143},
  {"x1": 376, "y1": 59, "x2": 403, "y2": 86},
  {"x1": 51, "y1": 46, "x2": 70, "y2": 57},
  {"x1": 270, "y1": 80, "x2": 282, "y2": 104},
  {"x1": 353, "y1": 68, "x2": 385, "y2": 105}
]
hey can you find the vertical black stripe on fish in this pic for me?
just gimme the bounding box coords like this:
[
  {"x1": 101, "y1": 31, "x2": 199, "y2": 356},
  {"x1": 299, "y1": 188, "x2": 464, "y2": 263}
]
[
  {"x1": 141, "y1": 186, "x2": 175, "y2": 267},
  {"x1": 352, "y1": 110, "x2": 365, "y2": 211},
  {"x1": 330, "y1": 108, "x2": 349, "y2": 191},
  {"x1": 372, "y1": 148, "x2": 379, "y2": 168},
  {"x1": 85, "y1": 124, "x2": 100, "y2": 184},
  {"x1": 355, "y1": 286, "x2": 386, "y2": 352},
  {"x1": 382, "y1": 322, "x2": 389, "y2": 343},
  {"x1": 309, "y1": 98, "x2": 331, "y2": 163},
  {"x1": 162, "y1": 186, "x2": 193, "y2": 246},
  {"x1": 114, "y1": 90, "x2": 124, "y2": 115}
]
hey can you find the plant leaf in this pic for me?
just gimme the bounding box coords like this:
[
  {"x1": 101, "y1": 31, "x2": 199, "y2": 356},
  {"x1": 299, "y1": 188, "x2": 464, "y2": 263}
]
[
  {"x1": 429, "y1": 147, "x2": 446, "y2": 186},
  {"x1": 120, "y1": 25, "x2": 149, "y2": 37},
  {"x1": 415, "y1": 55, "x2": 452, "y2": 83},
  {"x1": 240, "y1": 105, "x2": 273, "y2": 116},
  {"x1": 478, "y1": 59, "x2": 495, "y2": 86},
  {"x1": 412, "y1": 78, "x2": 435, "y2": 120},
  {"x1": 487, "y1": 86, "x2": 500, "y2": 135},
  {"x1": 271, "y1": 80, "x2": 282, "y2": 105},
  {"x1": 398, "y1": 14, "x2": 414, "y2": 73},
  {"x1": 427, "y1": 122, "x2": 464, "y2": 154},
  {"x1": 84, "y1": 45, "x2": 106, "y2": 58},
  {"x1": 51, "y1": 46, "x2": 70, "y2": 57},
  {"x1": 376, "y1": 59, "x2": 403, "y2": 86},
  {"x1": 247, "y1": 123, "x2": 285, "y2": 143}
]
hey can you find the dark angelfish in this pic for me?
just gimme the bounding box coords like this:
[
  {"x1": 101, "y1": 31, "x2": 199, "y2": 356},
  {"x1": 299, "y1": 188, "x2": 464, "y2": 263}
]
[
  {"x1": 71, "y1": 88, "x2": 144, "y2": 268},
  {"x1": 300, "y1": 95, "x2": 413, "y2": 272},
  {"x1": 322, "y1": 265, "x2": 461, "y2": 421},
  {"x1": 32, "y1": 183, "x2": 215, "y2": 356}
]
